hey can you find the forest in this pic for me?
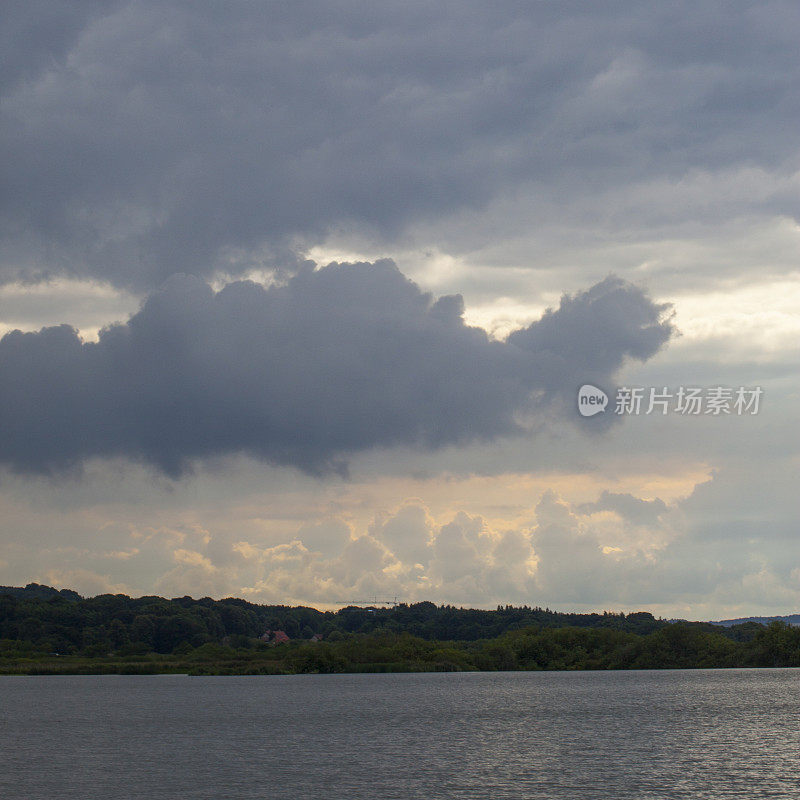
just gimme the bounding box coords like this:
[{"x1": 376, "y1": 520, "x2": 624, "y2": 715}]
[{"x1": 1, "y1": 583, "x2": 798, "y2": 675}]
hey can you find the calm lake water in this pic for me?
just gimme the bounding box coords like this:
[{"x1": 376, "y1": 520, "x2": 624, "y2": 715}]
[{"x1": 1, "y1": 669, "x2": 798, "y2": 799}]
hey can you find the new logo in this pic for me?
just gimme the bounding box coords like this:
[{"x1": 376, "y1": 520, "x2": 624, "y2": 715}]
[{"x1": 577, "y1": 384, "x2": 608, "y2": 417}]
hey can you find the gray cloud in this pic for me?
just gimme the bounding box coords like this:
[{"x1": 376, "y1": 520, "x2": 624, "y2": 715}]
[
  {"x1": 2, "y1": 1, "x2": 798, "y2": 288},
  {"x1": 576, "y1": 491, "x2": 667, "y2": 525},
  {"x1": 0, "y1": 260, "x2": 672, "y2": 476},
  {"x1": 370, "y1": 503, "x2": 433, "y2": 567},
  {"x1": 296, "y1": 518, "x2": 352, "y2": 559},
  {"x1": 507, "y1": 277, "x2": 673, "y2": 402}
]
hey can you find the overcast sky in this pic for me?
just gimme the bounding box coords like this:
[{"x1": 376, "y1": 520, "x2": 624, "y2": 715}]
[{"x1": 1, "y1": 1, "x2": 798, "y2": 618}]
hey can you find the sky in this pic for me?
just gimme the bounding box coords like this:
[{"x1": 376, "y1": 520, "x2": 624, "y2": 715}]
[{"x1": 1, "y1": 0, "x2": 798, "y2": 619}]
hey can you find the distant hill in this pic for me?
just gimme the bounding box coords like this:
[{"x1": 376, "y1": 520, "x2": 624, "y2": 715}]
[
  {"x1": 709, "y1": 614, "x2": 800, "y2": 627},
  {"x1": 0, "y1": 583, "x2": 82, "y2": 602}
]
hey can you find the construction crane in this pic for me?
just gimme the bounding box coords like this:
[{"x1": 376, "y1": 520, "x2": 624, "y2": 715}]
[{"x1": 336, "y1": 596, "x2": 401, "y2": 607}]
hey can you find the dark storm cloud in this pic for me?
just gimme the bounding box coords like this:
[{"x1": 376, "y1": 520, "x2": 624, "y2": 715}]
[
  {"x1": 0, "y1": 261, "x2": 672, "y2": 476},
  {"x1": 2, "y1": 1, "x2": 798, "y2": 287},
  {"x1": 507, "y1": 278, "x2": 673, "y2": 397}
]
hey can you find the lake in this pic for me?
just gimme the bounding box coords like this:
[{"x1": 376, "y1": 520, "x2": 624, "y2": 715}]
[{"x1": 1, "y1": 669, "x2": 798, "y2": 799}]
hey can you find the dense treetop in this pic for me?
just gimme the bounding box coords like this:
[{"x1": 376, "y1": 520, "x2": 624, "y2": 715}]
[{"x1": 1, "y1": 584, "x2": 796, "y2": 674}]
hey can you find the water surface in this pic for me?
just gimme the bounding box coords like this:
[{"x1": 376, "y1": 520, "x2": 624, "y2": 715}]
[{"x1": 1, "y1": 669, "x2": 798, "y2": 799}]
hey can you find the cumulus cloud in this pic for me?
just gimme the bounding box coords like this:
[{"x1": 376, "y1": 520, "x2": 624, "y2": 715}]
[
  {"x1": 296, "y1": 518, "x2": 353, "y2": 559},
  {"x1": 239, "y1": 507, "x2": 535, "y2": 607},
  {"x1": 429, "y1": 512, "x2": 489, "y2": 584},
  {"x1": 4, "y1": 462, "x2": 797, "y2": 615},
  {"x1": 0, "y1": 260, "x2": 673, "y2": 476},
  {"x1": 530, "y1": 492, "x2": 614, "y2": 604},
  {"x1": 526, "y1": 490, "x2": 687, "y2": 608},
  {"x1": 231, "y1": 490, "x2": 677, "y2": 609},
  {"x1": 370, "y1": 502, "x2": 434, "y2": 567},
  {"x1": 576, "y1": 491, "x2": 668, "y2": 526},
  {"x1": 179, "y1": 475, "x2": 800, "y2": 610},
  {"x1": 2, "y1": 1, "x2": 798, "y2": 288},
  {"x1": 42, "y1": 567, "x2": 129, "y2": 597}
]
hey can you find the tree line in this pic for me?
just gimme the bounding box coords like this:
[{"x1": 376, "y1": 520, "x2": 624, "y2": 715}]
[{"x1": 1, "y1": 583, "x2": 797, "y2": 674}]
